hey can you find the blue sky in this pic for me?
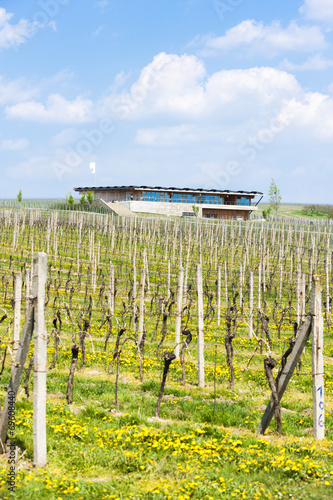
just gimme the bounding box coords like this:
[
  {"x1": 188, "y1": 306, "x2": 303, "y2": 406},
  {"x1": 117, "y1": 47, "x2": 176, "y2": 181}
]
[{"x1": 1, "y1": 0, "x2": 333, "y2": 202}]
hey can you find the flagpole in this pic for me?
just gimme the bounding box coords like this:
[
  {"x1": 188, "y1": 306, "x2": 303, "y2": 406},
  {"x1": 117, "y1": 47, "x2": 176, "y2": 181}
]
[{"x1": 89, "y1": 162, "x2": 96, "y2": 187}]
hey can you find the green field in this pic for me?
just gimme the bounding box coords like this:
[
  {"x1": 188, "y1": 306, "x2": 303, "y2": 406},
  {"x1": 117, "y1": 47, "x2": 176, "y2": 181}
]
[{"x1": 258, "y1": 203, "x2": 333, "y2": 220}]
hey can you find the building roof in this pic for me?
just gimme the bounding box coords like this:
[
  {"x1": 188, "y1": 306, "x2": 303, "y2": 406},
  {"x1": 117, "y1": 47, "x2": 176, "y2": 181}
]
[{"x1": 74, "y1": 185, "x2": 263, "y2": 196}]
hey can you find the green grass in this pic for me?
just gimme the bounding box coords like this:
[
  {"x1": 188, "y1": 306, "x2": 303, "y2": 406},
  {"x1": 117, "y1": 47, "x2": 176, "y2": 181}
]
[{"x1": 258, "y1": 203, "x2": 333, "y2": 220}]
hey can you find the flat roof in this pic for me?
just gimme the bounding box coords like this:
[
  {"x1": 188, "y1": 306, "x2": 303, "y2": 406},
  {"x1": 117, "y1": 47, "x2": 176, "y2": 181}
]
[{"x1": 74, "y1": 185, "x2": 263, "y2": 196}]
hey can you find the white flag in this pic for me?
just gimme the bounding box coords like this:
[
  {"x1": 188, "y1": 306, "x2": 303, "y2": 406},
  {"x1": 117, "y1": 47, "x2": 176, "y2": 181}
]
[{"x1": 89, "y1": 162, "x2": 96, "y2": 174}]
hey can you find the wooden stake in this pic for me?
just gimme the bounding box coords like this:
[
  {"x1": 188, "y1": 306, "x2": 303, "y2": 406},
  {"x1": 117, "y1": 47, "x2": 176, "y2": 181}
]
[
  {"x1": 108, "y1": 262, "x2": 115, "y2": 315},
  {"x1": 256, "y1": 316, "x2": 312, "y2": 434},
  {"x1": 249, "y1": 272, "x2": 253, "y2": 338},
  {"x1": 12, "y1": 273, "x2": 22, "y2": 375},
  {"x1": 138, "y1": 250, "x2": 146, "y2": 344},
  {"x1": 0, "y1": 304, "x2": 34, "y2": 448},
  {"x1": 33, "y1": 252, "x2": 47, "y2": 466},
  {"x1": 196, "y1": 264, "x2": 205, "y2": 388},
  {"x1": 311, "y1": 277, "x2": 325, "y2": 440},
  {"x1": 217, "y1": 266, "x2": 221, "y2": 327},
  {"x1": 174, "y1": 267, "x2": 184, "y2": 359}
]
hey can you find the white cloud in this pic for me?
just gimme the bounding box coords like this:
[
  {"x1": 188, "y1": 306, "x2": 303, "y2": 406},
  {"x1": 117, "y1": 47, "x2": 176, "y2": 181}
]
[
  {"x1": 205, "y1": 67, "x2": 300, "y2": 108},
  {"x1": 196, "y1": 20, "x2": 326, "y2": 57},
  {"x1": 53, "y1": 128, "x2": 81, "y2": 146},
  {"x1": 0, "y1": 138, "x2": 29, "y2": 150},
  {"x1": 6, "y1": 154, "x2": 59, "y2": 180},
  {"x1": 102, "y1": 52, "x2": 333, "y2": 149},
  {"x1": 280, "y1": 54, "x2": 333, "y2": 72},
  {"x1": 92, "y1": 25, "x2": 105, "y2": 38},
  {"x1": 0, "y1": 7, "x2": 35, "y2": 50},
  {"x1": 300, "y1": 0, "x2": 333, "y2": 23},
  {"x1": 99, "y1": 52, "x2": 207, "y2": 119},
  {"x1": 135, "y1": 124, "x2": 233, "y2": 147},
  {"x1": 0, "y1": 76, "x2": 40, "y2": 104},
  {"x1": 48, "y1": 21, "x2": 57, "y2": 32},
  {"x1": 100, "y1": 53, "x2": 301, "y2": 121},
  {"x1": 279, "y1": 92, "x2": 333, "y2": 140},
  {"x1": 6, "y1": 94, "x2": 94, "y2": 123},
  {"x1": 95, "y1": 1, "x2": 109, "y2": 11}
]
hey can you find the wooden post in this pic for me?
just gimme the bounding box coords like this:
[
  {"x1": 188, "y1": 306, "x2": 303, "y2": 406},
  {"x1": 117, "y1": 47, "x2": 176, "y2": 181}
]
[
  {"x1": 138, "y1": 250, "x2": 146, "y2": 344},
  {"x1": 279, "y1": 249, "x2": 283, "y2": 302},
  {"x1": 76, "y1": 239, "x2": 80, "y2": 274},
  {"x1": 33, "y1": 252, "x2": 47, "y2": 466},
  {"x1": 217, "y1": 266, "x2": 221, "y2": 327},
  {"x1": 258, "y1": 262, "x2": 261, "y2": 310},
  {"x1": 239, "y1": 264, "x2": 243, "y2": 314},
  {"x1": 174, "y1": 266, "x2": 184, "y2": 359},
  {"x1": 25, "y1": 268, "x2": 30, "y2": 316},
  {"x1": 144, "y1": 248, "x2": 150, "y2": 292},
  {"x1": 12, "y1": 273, "x2": 22, "y2": 375},
  {"x1": 300, "y1": 273, "x2": 306, "y2": 322},
  {"x1": 224, "y1": 261, "x2": 228, "y2": 303},
  {"x1": 196, "y1": 264, "x2": 205, "y2": 388},
  {"x1": 296, "y1": 264, "x2": 301, "y2": 325},
  {"x1": 0, "y1": 303, "x2": 34, "y2": 448},
  {"x1": 132, "y1": 264, "x2": 137, "y2": 333},
  {"x1": 249, "y1": 272, "x2": 253, "y2": 338},
  {"x1": 167, "y1": 260, "x2": 171, "y2": 299},
  {"x1": 325, "y1": 251, "x2": 330, "y2": 319},
  {"x1": 108, "y1": 262, "x2": 115, "y2": 315},
  {"x1": 311, "y1": 277, "x2": 325, "y2": 440},
  {"x1": 256, "y1": 316, "x2": 312, "y2": 434}
]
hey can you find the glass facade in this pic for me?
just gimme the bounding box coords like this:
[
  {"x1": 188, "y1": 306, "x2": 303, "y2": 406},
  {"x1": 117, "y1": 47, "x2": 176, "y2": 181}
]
[
  {"x1": 171, "y1": 193, "x2": 196, "y2": 203},
  {"x1": 141, "y1": 191, "x2": 250, "y2": 206},
  {"x1": 142, "y1": 192, "x2": 169, "y2": 202},
  {"x1": 196, "y1": 195, "x2": 224, "y2": 205},
  {"x1": 237, "y1": 196, "x2": 250, "y2": 206}
]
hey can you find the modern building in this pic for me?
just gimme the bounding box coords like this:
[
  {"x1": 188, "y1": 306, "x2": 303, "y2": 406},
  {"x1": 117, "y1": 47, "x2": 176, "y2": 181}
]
[{"x1": 74, "y1": 185, "x2": 263, "y2": 220}]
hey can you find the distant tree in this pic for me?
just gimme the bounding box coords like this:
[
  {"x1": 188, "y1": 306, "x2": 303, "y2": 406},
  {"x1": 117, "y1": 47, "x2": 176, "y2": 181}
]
[
  {"x1": 86, "y1": 191, "x2": 94, "y2": 204},
  {"x1": 327, "y1": 207, "x2": 333, "y2": 220},
  {"x1": 67, "y1": 193, "x2": 75, "y2": 207},
  {"x1": 262, "y1": 207, "x2": 271, "y2": 220},
  {"x1": 192, "y1": 205, "x2": 199, "y2": 217},
  {"x1": 17, "y1": 189, "x2": 22, "y2": 203},
  {"x1": 268, "y1": 179, "x2": 281, "y2": 215},
  {"x1": 79, "y1": 193, "x2": 87, "y2": 205},
  {"x1": 308, "y1": 204, "x2": 317, "y2": 216}
]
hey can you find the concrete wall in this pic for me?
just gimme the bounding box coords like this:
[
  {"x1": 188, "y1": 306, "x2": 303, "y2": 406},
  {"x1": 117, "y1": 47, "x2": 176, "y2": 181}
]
[{"x1": 119, "y1": 201, "x2": 257, "y2": 218}]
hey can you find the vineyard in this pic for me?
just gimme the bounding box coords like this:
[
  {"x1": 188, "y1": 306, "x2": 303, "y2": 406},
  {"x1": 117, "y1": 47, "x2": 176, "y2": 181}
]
[{"x1": 0, "y1": 207, "x2": 332, "y2": 500}]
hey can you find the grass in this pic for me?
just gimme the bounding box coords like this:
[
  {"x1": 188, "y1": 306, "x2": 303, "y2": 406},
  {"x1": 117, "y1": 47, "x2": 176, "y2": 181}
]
[
  {"x1": 1, "y1": 322, "x2": 332, "y2": 500},
  {"x1": 258, "y1": 203, "x2": 333, "y2": 220}
]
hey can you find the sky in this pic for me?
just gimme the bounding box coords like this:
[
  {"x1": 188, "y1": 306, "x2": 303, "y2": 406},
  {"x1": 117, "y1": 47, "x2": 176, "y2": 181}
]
[{"x1": 1, "y1": 0, "x2": 333, "y2": 202}]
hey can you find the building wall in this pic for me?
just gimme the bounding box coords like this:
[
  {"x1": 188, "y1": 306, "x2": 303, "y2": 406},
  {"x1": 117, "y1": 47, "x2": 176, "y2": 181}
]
[
  {"x1": 94, "y1": 189, "x2": 139, "y2": 202},
  {"x1": 202, "y1": 208, "x2": 250, "y2": 220},
  {"x1": 118, "y1": 201, "x2": 256, "y2": 218}
]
